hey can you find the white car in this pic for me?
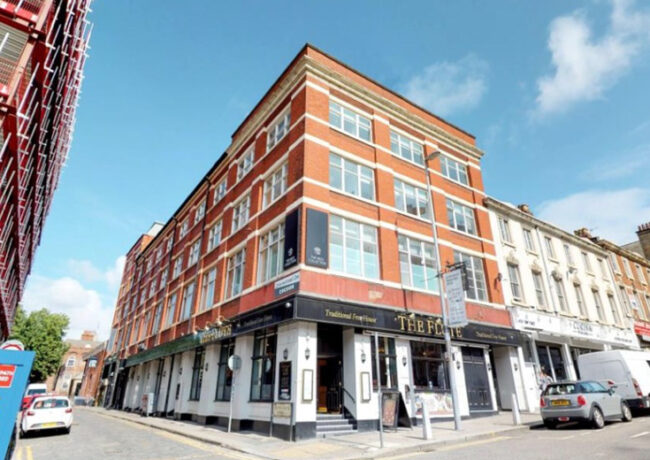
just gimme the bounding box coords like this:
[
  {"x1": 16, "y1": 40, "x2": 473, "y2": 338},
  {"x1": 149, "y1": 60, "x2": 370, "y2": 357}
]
[{"x1": 20, "y1": 396, "x2": 73, "y2": 436}]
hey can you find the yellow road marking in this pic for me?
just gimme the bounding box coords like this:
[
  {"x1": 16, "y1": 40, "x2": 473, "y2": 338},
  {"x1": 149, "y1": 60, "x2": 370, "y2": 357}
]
[
  {"x1": 436, "y1": 435, "x2": 511, "y2": 452},
  {"x1": 15, "y1": 446, "x2": 22, "y2": 460},
  {"x1": 26, "y1": 446, "x2": 33, "y2": 460}
]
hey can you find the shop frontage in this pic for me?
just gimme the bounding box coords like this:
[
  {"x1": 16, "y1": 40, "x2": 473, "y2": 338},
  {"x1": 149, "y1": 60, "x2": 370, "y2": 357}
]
[
  {"x1": 510, "y1": 308, "x2": 640, "y2": 412},
  {"x1": 118, "y1": 294, "x2": 526, "y2": 440}
]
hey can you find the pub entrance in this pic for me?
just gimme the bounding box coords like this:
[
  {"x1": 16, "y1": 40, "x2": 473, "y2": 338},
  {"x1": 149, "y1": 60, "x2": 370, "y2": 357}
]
[
  {"x1": 317, "y1": 324, "x2": 343, "y2": 414},
  {"x1": 462, "y1": 347, "x2": 492, "y2": 412}
]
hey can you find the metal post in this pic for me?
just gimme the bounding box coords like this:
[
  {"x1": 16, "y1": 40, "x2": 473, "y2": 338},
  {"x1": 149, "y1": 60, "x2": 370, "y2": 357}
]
[
  {"x1": 373, "y1": 332, "x2": 384, "y2": 448},
  {"x1": 511, "y1": 393, "x2": 521, "y2": 425},
  {"x1": 424, "y1": 152, "x2": 462, "y2": 431},
  {"x1": 421, "y1": 398, "x2": 432, "y2": 440},
  {"x1": 227, "y1": 372, "x2": 235, "y2": 433}
]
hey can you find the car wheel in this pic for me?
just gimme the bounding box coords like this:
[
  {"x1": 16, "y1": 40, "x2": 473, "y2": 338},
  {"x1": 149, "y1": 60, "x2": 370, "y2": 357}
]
[
  {"x1": 544, "y1": 421, "x2": 557, "y2": 430},
  {"x1": 621, "y1": 403, "x2": 632, "y2": 422},
  {"x1": 592, "y1": 407, "x2": 605, "y2": 429}
]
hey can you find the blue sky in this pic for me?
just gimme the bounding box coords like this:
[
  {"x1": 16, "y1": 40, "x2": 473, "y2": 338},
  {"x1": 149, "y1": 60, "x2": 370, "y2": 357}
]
[{"x1": 21, "y1": 0, "x2": 650, "y2": 339}]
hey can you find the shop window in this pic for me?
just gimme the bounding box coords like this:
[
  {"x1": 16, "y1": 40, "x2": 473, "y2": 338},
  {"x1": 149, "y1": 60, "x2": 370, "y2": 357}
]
[
  {"x1": 536, "y1": 344, "x2": 567, "y2": 381},
  {"x1": 250, "y1": 328, "x2": 277, "y2": 401},
  {"x1": 215, "y1": 339, "x2": 235, "y2": 401},
  {"x1": 189, "y1": 347, "x2": 205, "y2": 401},
  {"x1": 410, "y1": 342, "x2": 448, "y2": 390},
  {"x1": 370, "y1": 337, "x2": 397, "y2": 390}
]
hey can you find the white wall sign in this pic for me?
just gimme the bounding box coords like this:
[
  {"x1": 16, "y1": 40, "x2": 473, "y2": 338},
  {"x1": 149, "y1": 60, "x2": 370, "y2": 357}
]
[{"x1": 444, "y1": 269, "x2": 467, "y2": 327}]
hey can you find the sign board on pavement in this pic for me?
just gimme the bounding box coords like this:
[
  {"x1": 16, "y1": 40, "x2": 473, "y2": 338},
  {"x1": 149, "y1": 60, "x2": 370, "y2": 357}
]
[
  {"x1": 0, "y1": 349, "x2": 35, "y2": 458},
  {"x1": 444, "y1": 269, "x2": 468, "y2": 327}
]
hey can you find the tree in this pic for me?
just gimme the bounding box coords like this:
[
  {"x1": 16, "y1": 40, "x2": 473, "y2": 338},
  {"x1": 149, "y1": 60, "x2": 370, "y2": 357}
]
[{"x1": 9, "y1": 306, "x2": 70, "y2": 382}]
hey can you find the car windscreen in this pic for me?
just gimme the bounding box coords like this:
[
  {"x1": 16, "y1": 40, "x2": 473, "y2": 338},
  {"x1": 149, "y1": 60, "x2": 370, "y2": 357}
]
[
  {"x1": 543, "y1": 383, "x2": 579, "y2": 396},
  {"x1": 27, "y1": 388, "x2": 46, "y2": 395},
  {"x1": 32, "y1": 398, "x2": 69, "y2": 409}
]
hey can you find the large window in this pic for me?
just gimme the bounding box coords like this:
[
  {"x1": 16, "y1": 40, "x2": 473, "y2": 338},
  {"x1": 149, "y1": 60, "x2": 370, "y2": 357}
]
[
  {"x1": 180, "y1": 281, "x2": 196, "y2": 321},
  {"x1": 329, "y1": 153, "x2": 374, "y2": 201},
  {"x1": 371, "y1": 336, "x2": 397, "y2": 389},
  {"x1": 394, "y1": 179, "x2": 429, "y2": 219},
  {"x1": 446, "y1": 199, "x2": 476, "y2": 235},
  {"x1": 188, "y1": 240, "x2": 201, "y2": 266},
  {"x1": 623, "y1": 259, "x2": 633, "y2": 278},
  {"x1": 250, "y1": 329, "x2": 276, "y2": 401},
  {"x1": 523, "y1": 228, "x2": 536, "y2": 252},
  {"x1": 215, "y1": 339, "x2": 235, "y2": 401},
  {"x1": 411, "y1": 342, "x2": 448, "y2": 390},
  {"x1": 214, "y1": 179, "x2": 227, "y2": 204},
  {"x1": 237, "y1": 148, "x2": 254, "y2": 180},
  {"x1": 231, "y1": 195, "x2": 250, "y2": 232},
  {"x1": 592, "y1": 290, "x2": 604, "y2": 322},
  {"x1": 507, "y1": 263, "x2": 523, "y2": 302},
  {"x1": 207, "y1": 220, "x2": 222, "y2": 252},
  {"x1": 172, "y1": 256, "x2": 183, "y2": 279},
  {"x1": 398, "y1": 235, "x2": 439, "y2": 292},
  {"x1": 439, "y1": 155, "x2": 468, "y2": 186},
  {"x1": 152, "y1": 301, "x2": 163, "y2": 334},
  {"x1": 532, "y1": 271, "x2": 547, "y2": 308},
  {"x1": 554, "y1": 278, "x2": 568, "y2": 312},
  {"x1": 258, "y1": 223, "x2": 285, "y2": 283},
  {"x1": 165, "y1": 293, "x2": 178, "y2": 327},
  {"x1": 159, "y1": 268, "x2": 168, "y2": 289},
  {"x1": 453, "y1": 251, "x2": 487, "y2": 301},
  {"x1": 225, "y1": 249, "x2": 245, "y2": 298},
  {"x1": 582, "y1": 252, "x2": 593, "y2": 273},
  {"x1": 329, "y1": 215, "x2": 379, "y2": 279},
  {"x1": 263, "y1": 162, "x2": 288, "y2": 207},
  {"x1": 267, "y1": 110, "x2": 291, "y2": 151},
  {"x1": 574, "y1": 284, "x2": 587, "y2": 317},
  {"x1": 544, "y1": 236, "x2": 556, "y2": 258},
  {"x1": 329, "y1": 100, "x2": 371, "y2": 142},
  {"x1": 498, "y1": 218, "x2": 511, "y2": 243},
  {"x1": 199, "y1": 268, "x2": 216, "y2": 311},
  {"x1": 564, "y1": 244, "x2": 574, "y2": 266},
  {"x1": 189, "y1": 347, "x2": 205, "y2": 401},
  {"x1": 194, "y1": 201, "x2": 206, "y2": 224},
  {"x1": 389, "y1": 130, "x2": 424, "y2": 166},
  {"x1": 608, "y1": 294, "x2": 621, "y2": 325}
]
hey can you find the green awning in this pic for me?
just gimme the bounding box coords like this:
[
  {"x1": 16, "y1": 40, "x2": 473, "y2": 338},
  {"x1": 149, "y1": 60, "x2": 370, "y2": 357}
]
[{"x1": 125, "y1": 333, "x2": 200, "y2": 367}]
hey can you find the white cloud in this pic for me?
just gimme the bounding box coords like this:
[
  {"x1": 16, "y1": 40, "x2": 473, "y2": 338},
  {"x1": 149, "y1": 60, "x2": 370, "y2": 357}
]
[
  {"x1": 401, "y1": 54, "x2": 489, "y2": 117},
  {"x1": 21, "y1": 276, "x2": 115, "y2": 341},
  {"x1": 582, "y1": 144, "x2": 650, "y2": 180},
  {"x1": 536, "y1": 188, "x2": 650, "y2": 244},
  {"x1": 67, "y1": 255, "x2": 126, "y2": 289},
  {"x1": 535, "y1": 0, "x2": 650, "y2": 116}
]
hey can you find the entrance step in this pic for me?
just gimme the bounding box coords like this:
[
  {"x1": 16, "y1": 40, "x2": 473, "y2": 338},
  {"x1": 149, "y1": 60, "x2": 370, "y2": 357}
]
[{"x1": 316, "y1": 413, "x2": 357, "y2": 437}]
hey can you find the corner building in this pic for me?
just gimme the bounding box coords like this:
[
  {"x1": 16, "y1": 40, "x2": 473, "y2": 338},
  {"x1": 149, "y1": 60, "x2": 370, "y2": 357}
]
[{"x1": 106, "y1": 45, "x2": 526, "y2": 440}]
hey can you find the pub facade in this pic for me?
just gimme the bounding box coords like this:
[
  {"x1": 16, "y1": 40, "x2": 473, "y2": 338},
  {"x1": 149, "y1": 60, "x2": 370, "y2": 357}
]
[{"x1": 107, "y1": 44, "x2": 526, "y2": 440}]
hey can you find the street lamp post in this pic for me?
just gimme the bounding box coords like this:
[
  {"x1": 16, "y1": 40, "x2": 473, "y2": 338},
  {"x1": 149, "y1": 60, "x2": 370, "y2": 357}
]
[{"x1": 424, "y1": 151, "x2": 462, "y2": 431}]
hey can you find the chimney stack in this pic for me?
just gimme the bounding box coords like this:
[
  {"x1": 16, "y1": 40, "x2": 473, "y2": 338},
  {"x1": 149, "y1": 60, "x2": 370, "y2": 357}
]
[
  {"x1": 637, "y1": 222, "x2": 650, "y2": 259},
  {"x1": 81, "y1": 330, "x2": 96, "y2": 342},
  {"x1": 574, "y1": 228, "x2": 592, "y2": 239},
  {"x1": 517, "y1": 204, "x2": 533, "y2": 215}
]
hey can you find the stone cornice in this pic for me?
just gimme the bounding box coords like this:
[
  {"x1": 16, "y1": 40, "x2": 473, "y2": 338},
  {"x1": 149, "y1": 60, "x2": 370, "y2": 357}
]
[
  {"x1": 592, "y1": 237, "x2": 650, "y2": 268},
  {"x1": 484, "y1": 196, "x2": 608, "y2": 257}
]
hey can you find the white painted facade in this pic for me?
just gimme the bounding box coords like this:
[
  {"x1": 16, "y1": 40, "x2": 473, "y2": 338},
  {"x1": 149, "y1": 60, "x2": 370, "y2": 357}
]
[{"x1": 485, "y1": 198, "x2": 640, "y2": 413}]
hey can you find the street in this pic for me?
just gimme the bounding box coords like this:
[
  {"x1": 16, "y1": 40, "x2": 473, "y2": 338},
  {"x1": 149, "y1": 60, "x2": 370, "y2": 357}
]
[
  {"x1": 11, "y1": 408, "x2": 650, "y2": 460},
  {"x1": 385, "y1": 415, "x2": 650, "y2": 460},
  {"x1": 12, "y1": 409, "x2": 258, "y2": 460}
]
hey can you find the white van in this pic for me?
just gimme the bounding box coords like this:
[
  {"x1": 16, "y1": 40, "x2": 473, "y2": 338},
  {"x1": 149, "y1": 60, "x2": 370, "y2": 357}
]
[{"x1": 578, "y1": 350, "x2": 650, "y2": 410}]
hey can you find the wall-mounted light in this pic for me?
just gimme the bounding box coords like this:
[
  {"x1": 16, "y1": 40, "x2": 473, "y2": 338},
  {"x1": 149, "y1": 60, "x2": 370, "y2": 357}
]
[
  {"x1": 361, "y1": 350, "x2": 367, "y2": 364},
  {"x1": 305, "y1": 347, "x2": 311, "y2": 360},
  {"x1": 204, "y1": 362, "x2": 209, "y2": 372},
  {"x1": 402, "y1": 356, "x2": 407, "y2": 367},
  {"x1": 179, "y1": 366, "x2": 182, "y2": 375},
  {"x1": 283, "y1": 348, "x2": 289, "y2": 360},
  {"x1": 284, "y1": 301, "x2": 292, "y2": 309}
]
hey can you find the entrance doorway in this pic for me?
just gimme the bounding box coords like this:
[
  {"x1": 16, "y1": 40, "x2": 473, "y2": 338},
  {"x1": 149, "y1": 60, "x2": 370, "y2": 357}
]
[
  {"x1": 536, "y1": 344, "x2": 567, "y2": 381},
  {"x1": 462, "y1": 347, "x2": 492, "y2": 412},
  {"x1": 317, "y1": 324, "x2": 342, "y2": 414}
]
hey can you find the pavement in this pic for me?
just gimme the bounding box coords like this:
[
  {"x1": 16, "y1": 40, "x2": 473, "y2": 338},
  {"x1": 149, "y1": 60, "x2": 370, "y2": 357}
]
[{"x1": 81, "y1": 407, "x2": 543, "y2": 460}]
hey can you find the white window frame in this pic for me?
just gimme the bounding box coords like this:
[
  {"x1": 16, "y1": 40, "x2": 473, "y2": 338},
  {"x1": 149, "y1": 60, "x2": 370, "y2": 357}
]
[
  {"x1": 329, "y1": 215, "x2": 379, "y2": 279},
  {"x1": 592, "y1": 290, "x2": 604, "y2": 322},
  {"x1": 188, "y1": 239, "x2": 201, "y2": 266},
  {"x1": 165, "y1": 293, "x2": 178, "y2": 327},
  {"x1": 207, "y1": 220, "x2": 223, "y2": 252},
  {"x1": 531, "y1": 270, "x2": 547, "y2": 308},
  {"x1": 574, "y1": 284, "x2": 587, "y2": 317},
  {"x1": 263, "y1": 162, "x2": 288, "y2": 208},
  {"x1": 522, "y1": 228, "x2": 536, "y2": 252},
  {"x1": 214, "y1": 179, "x2": 227, "y2": 205},
  {"x1": 446, "y1": 199, "x2": 476, "y2": 235},
  {"x1": 623, "y1": 258, "x2": 633, "y2": 278},
  {"x1": 398, "y1": 235, "x2": 439, "y2": 292},
  {"x1": 152, "y1": 301, "x2": 163, "y2": 334},
  {"x1": 267, "y1": 109, "x2": 291, "y2": 151},
  {"x1": 181, "y1": 281, "x2": 196, "y2": 321},
  {"x1": 607, "y1": 294, "x2": 621, "y2": 325},
  {"x1": 329, "y1": 100, "x2": 372, "y2": 142},
  {"x1": 498, "y1": 218, "x2": 512, "y2": 243},
  {"x1": 554, "y1": 279, "x2": 568, "y2": 313},
  {"x1": 166, "y1": 237, "x2": 173, "y2": 253},
  {"x1": 636, "y1": 264, "x2": 646, "y2": 284},
  {"x1": 231, "y1": 195, "x2": 250, "y2": 232},
  {"x1": 199, "y1": 268, "x2": 217, "y2": 312},
  {"x1": 237, "y1": 148, "x2": 254, "y2": 180},
  {"x1": 389, "y1": 130, "x2": 424, "y2": 166},
  {"x1": 394, "y1": 178, "x2": 429, "y2": 219},
  {"x1": 159, "y1": 268, "x2": 168, "y2": 289},
  {"x1": 582, "y1": 252, "x2": 593, "y2": 273},
  {"x1": 544, "y1": 236, "x2": 556, "y2": 259},
  {"x1": 453, "y1": 251, "x2": 487, "y2": 302},
  {"x1": 180, "y1": 219, "x2": 189, "y2": 238},
  {"x1": 258, "y1": 223, "x2": 285, "y2": 283},
  {"x1": 563, "y1": 244, "x2": 574, "y2": 266},
  {"x1": 225, "y1": 249, "x2": 246, "y2": 299},
  {"x1": 148, "y1": 281, "x2": 156, "y2": 298},
  {"x1": 172, "y1": 256, "x2": 183, "y2": 279},
  {"x1": 610, "y1": 253, "x2": 621, "y2": 273},
  {"x1": 329, "y1": 153, "x2": 375, "y2": 201},
  {"x1": 194, "y1": 201, "x2": 206, "y2": 224},
  {"x1": 439, "y1": 155, "x2": 469, "y2": 186},
  {"x1": 507, "y1": 263, "x2": 523, "y2": 302}
]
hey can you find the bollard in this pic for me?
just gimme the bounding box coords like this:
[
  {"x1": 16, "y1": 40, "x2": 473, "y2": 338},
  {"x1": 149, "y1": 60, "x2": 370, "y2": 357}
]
[
  {"x1": 422, "y1": 398, "x2": 432, "y2": 440},
  {"x1": 511, "y1": 393, "x2": 521, "y2": 426}
]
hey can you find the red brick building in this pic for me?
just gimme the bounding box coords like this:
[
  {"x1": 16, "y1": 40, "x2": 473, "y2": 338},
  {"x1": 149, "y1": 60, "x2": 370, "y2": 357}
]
[
  {"x1": 78, "y1": 342, "x2": 106, "y2": 404},
  {"x1": 0, "y1": 0, "x2": 91, "y2": 338},
  {"x1": 105, "y1": 45, "x2": 524, "y2": 439}
]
